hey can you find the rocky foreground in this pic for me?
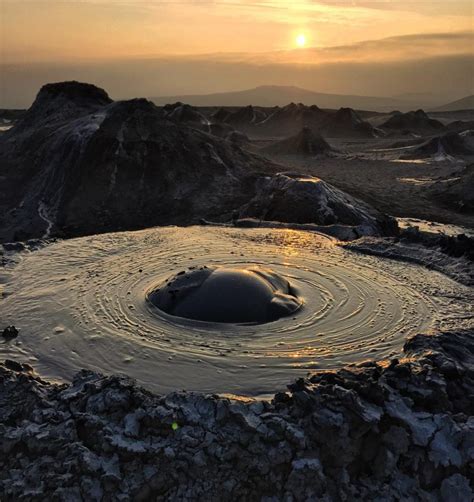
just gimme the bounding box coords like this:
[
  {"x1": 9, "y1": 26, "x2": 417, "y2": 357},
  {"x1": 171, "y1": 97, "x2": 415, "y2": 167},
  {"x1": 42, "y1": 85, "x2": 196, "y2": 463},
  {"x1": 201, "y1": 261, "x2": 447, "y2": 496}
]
[{"x1": 1, "y1": 328, "x2": 473, "y2": 501}]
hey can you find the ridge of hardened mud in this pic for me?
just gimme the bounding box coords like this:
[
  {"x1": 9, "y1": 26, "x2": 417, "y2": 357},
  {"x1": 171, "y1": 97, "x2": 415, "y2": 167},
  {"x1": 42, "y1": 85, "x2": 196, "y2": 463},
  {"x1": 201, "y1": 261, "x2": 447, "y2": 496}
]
[{"x1": 1, "y1": 328, "x2": 473, "y2": 501}]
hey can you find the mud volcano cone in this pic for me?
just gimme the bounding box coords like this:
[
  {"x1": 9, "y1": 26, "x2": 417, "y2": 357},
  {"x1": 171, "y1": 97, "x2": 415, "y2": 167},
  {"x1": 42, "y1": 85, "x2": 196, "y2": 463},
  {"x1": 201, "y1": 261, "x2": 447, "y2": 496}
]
[
  {"x1": 263, "y1": 127, "x2": 332, "y2": 155},
  {"x1": 405, "y1": 132, "x2": 474, "y2": 158},
  {"x1": 320, "y1": 107, "x2": 376, "y2": 138},
  {"x1": 381, "y1": 109, "x2": 444, "y2": 133}
]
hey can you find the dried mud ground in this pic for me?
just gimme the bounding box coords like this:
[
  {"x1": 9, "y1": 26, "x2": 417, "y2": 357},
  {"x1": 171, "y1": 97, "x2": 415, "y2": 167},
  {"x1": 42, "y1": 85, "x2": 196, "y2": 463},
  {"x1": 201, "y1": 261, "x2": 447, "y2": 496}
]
[{"x1": 1, "y1": 328, "x2": 473, "y2": 501}]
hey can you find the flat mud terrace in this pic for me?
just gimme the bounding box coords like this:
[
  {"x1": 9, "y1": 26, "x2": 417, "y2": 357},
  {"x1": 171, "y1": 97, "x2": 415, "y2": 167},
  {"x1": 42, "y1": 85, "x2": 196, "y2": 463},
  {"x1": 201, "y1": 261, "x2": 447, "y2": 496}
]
[{"x1": 1, "y1": 226, "x2": 472, "y2": 395}]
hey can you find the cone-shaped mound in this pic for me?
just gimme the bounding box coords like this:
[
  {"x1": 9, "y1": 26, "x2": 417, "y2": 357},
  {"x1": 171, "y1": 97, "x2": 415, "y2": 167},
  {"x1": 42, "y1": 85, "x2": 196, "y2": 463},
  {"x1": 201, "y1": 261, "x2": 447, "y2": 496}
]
[
  {"x1": 239, "y1": 173, "x2": 398, "y2": 236},
  {"x1": 13, "y1": 81, "x2": 112, "y2": 131},
  {"x1": 429, "y1": 164, "x2": 474, "y2": 213},
  {"x1": 211, "y1": 107, "x2": 231, "y2": 123},
  {"x1": 164, "y1": 103, "x2": 208, "y2": 125},
  {"x1": 255, "y1": 103, "x2": 327, "y2": 137},
  {"x1": 37, "y1": 81, "x2": 111, "y2": 105},
  {"x1": 263, "y1": 127, "x2": 332, "y2": 155},
  {"x1": 224, "y1": 105, "x2": 267, "y2": 127},
  {"x1": 320, "y1": 107, "x2": 377, "y2": 138},
  {"x1": 402, "y1": 132, "x2": 474, "y2": 159},
  {"x1": 381, "y1": 109, "x2": 444, "y2": 132},
  {"x1": 147, "y1": 266, "x2": 302, "y2": 324}
]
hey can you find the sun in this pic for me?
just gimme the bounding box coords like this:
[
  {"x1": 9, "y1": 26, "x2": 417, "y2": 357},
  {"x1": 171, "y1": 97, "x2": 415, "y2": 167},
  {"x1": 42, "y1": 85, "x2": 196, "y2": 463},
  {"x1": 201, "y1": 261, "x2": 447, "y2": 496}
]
[{"x1": 296, "y1": 33, "x2": 306, "y2": 48}]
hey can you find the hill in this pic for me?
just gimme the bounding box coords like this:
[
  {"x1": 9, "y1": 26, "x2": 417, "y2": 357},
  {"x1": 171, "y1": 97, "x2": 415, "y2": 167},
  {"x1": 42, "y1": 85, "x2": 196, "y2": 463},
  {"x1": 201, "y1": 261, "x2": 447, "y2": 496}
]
[
  {"x1": 381, "y1": 109, "x2": 444, "y2": 133},
  {"x1": 432, "y1": 95, "x2": 474, "y2": 112},
  {"x1": 150, "y1": 85, "x2": 411, "y2": 112},
  {"x1": 262, "y1": 127, "x2": 332, "y2": 156},
  {"x1": 0, "y1": 81, "x2": 396, "y2": 241}
]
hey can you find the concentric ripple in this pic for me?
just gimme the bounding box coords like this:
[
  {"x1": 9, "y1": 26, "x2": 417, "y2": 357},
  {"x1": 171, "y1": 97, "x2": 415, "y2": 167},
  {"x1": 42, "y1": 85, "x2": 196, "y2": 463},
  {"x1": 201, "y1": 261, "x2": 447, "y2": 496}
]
[{"x1": 1, "y1": 226, "x2": 472, "y2": 395}]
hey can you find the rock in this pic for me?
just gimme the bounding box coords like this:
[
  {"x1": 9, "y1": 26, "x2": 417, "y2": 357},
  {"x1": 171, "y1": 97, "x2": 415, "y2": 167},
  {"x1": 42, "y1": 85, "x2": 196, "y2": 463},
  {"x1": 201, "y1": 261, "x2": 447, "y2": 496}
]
[
  {"x1": 2, "y1": 325, "x2": 19, "y2": 339},
  {"x1": 440, "y1": 474, "x2": 473, "y2": 502},
  {"x1": 238, "y1": 173, "x2": 398, "y2": 236},
  {"x1": 4, "y1": 359, "x2": 23, "y2": 371},
  {"x1": 0, "y1": 328, "x2": 473, "y2": 499}
]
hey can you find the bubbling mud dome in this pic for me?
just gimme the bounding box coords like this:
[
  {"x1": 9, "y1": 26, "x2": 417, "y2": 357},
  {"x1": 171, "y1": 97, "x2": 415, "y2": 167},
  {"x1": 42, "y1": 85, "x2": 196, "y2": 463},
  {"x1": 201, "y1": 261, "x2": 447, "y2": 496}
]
[
  {"x1": 1, "y1": 226, "x2": 472, "y2": 395},
  {"x1": 147, "y1": 266, "x2": 303, "y2": 324}
]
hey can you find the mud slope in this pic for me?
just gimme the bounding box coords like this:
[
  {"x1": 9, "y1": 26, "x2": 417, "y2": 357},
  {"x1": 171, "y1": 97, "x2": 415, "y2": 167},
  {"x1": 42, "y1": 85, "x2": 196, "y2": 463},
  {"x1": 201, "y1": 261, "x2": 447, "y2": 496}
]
[
  {"x1": 255, "y1": 103, "x2": 327, "y2": 137},
  {"x1": 238, "y1": 173, "x2": 397, "y2": 236},
  {"x1": 320, "y1": 107, "x2": 377, "y2": 138},
  {"x1": 262, "y1": 127, "x2": 332, "y2": 156},
  {"x1": 428, "y1": 164, "x2": 474, "y2": 213},
  {"x1": 0, "y1": 82, "x2": 397, "y2": 242},
  {"x1": 400, "y1": 132, "x2": 474, "y2": 160},
  {"x1": 0, "y1": 82, "x2": 278, "y2": 241},
  {"x1": 381, "y1": 109, "x2": 444, "y2": 133}
]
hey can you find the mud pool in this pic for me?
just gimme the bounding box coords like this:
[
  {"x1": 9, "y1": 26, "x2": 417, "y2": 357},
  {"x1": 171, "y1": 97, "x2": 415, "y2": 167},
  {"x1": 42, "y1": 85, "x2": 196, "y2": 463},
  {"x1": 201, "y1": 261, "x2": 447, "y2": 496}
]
[{"x1": 1, "y1": 226, "x2": 472, "y2": 395}]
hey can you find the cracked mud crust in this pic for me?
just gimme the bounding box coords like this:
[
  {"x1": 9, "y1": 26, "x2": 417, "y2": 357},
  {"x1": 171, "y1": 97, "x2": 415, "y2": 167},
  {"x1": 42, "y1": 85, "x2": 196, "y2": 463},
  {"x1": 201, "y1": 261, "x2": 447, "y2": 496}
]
[{"x1": 1, "y1": 328, "x2": 473, "y2": 501}]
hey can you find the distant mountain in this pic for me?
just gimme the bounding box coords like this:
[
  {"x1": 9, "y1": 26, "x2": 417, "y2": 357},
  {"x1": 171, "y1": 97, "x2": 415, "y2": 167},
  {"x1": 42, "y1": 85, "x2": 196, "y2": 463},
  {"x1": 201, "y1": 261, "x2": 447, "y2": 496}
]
[
  {"x1": 432, "y1": 95, "x2": 474, "y2": 112},
  {"x1": 150, "y1": 85, "x2": 414, "y2": 112}
]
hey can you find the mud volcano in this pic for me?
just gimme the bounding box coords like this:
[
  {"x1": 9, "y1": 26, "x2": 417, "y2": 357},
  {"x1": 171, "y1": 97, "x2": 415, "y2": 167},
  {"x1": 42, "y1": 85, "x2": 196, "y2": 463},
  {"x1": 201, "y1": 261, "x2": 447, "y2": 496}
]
[
  {"x1": 147, "y1": 266, "x2": 302, "y2": 324},
  {"x1": 2, "y1": 226, "x2": 472, "y2": 394}
]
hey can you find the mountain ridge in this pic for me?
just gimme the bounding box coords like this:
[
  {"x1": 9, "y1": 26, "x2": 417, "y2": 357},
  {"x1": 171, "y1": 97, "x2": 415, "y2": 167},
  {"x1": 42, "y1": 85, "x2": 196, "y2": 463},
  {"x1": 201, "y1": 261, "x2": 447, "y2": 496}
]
[
  {"x1": 150, "y1": 85, "x2": 431, "y2": 112},
  {"x1": 431, "y1": 95, "x2": 474, "y2": 112}
]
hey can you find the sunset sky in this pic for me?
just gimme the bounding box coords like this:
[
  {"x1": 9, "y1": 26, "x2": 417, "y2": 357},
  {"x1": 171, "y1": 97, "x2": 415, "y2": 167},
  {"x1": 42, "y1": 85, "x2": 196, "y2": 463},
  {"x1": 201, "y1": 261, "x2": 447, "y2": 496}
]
[{"x1": 1, "y1": 1, "x2": 473, "y2": 107}]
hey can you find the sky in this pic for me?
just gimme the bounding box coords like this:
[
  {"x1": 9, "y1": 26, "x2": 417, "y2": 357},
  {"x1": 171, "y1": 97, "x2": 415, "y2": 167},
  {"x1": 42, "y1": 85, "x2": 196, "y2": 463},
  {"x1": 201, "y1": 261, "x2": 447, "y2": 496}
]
[{"x1": 1, "y1": 0, "x2": 473, "y2": 107}]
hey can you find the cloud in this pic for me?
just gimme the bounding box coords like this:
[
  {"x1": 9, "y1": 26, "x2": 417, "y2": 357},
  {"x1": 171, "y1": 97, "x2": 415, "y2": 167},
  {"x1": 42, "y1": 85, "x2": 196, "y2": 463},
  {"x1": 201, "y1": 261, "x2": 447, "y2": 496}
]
[
  {"x1": 187, "y1": 30, "x2": 474, "y2": 64},
  {"x1": 2, "y1": 51, "x2": 472, "y2": 109}
]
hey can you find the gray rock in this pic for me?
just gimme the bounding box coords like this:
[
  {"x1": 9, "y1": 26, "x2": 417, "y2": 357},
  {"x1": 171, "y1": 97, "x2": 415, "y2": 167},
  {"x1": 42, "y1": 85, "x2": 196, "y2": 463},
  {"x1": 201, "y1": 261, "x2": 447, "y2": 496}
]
[{"x1": 0, "y1": 328, "x2": 473, "y2": 500}]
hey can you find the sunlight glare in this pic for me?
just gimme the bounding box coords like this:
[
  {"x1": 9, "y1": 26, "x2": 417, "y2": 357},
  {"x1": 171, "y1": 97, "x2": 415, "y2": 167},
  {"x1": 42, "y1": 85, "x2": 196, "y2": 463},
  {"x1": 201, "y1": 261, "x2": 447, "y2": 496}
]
[{"x1": 296, "y1": 33, "x2": 306, "y2": 47}]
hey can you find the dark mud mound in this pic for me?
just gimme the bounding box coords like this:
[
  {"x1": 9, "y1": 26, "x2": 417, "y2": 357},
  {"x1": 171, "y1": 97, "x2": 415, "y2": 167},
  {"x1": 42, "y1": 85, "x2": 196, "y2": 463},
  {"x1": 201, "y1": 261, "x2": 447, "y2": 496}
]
[
  {"x1": 388, "y1": 137, "x2": 426, "y2": 149},
  {"x1": 429, "y1": 164, "x2": 474, "y2": 213},
  {"x1": 320, "y1": 107, "x2": 377, "y2": 138},
  {"x1": 9, "y1": 81, "x2": 112, "y2": 134},
  {"x1": 0, "y1": 109, "x2": 26, "y2": 126},
  {"x1": 0, "y1": 82, "x2": 278, "y2": 242},
  {"x1": 255, "y1": 102, "x2": 327, "y2": 137},
  {"x1": 0, "y1": 81, "x2": 398, "y2": 242},
  {"x1": 262, "y1": 127, "x2": 332, "y2": 156},
  {"x1": 224, "y1": 105, "x2": 267, "y2": 129},
  {"x1": 401, "y1": 132, "x2": 474, "y2": 159},
  {"x1": 148, "y1": 265, "x2": 302, "y2": 324},
  {"x1": 238, "y1": 173, "x2": 398, "y2": 236},
  {"x1": 446, "y1": 120, "x2": 474, "y2": 133},
  {"x1": 1, "y1": 328, "x2": 473, "y2": 500},
  {"x1": 207, "y1": 122, "x2": 249, "y2": 145},
  {"x1": 381, "y1": 109, "x2": 444, "y2": 133},
  {"x1": 208, "y1": 122, "x2": 234, "y2": 138},
  {"x1": 210, "y1": 107, "x2": 231, "y2": 123},
  {"x1": 163, "y1": 102, "x2": 208, "y2": 126},
  {"x1": 225, "y1": 130, "x2": 249, "y2": 145}
]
